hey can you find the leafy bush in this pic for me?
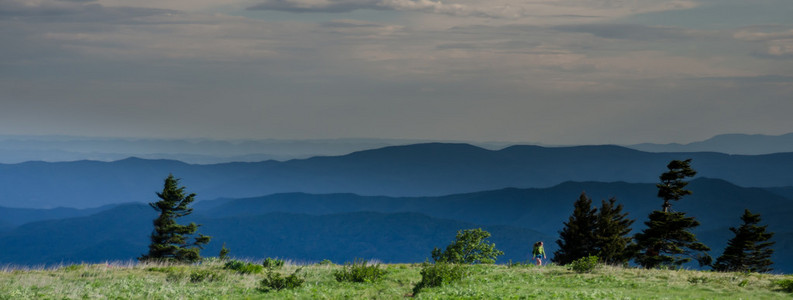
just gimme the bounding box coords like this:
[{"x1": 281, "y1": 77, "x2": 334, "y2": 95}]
[
  {"x1": 775, "y1": 279, "x2": 793, "y2": 293},
  {"x1": 431, "y1": 228, "x2": 503, "y2": 264},
  {"x1": 412, "y1": 261, "x2": 467, "y2": 295},
  {"x1": 570, "y1": 255, "x2": 599, "y2": 273},
  {"x1": 317, "y1": 259, "x2": 334, "y2": 266},
  {"x1": 259, "y1": 268, "x2": 305, "y2": 292},
  {"x1": 333, "y1": 259, "x2": 387, "y2": 283},
  {"x1": 223, "y1": 260, "x2": 263, "y2": 274},
  {"x1": 262, "y1": 257, "x2": 285, "y2": 269}
]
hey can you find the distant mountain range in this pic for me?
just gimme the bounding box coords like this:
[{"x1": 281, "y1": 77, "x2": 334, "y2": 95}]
[
  {"x1": 628, "y1": 133, "x2": 793, "y2": 154},
  {"x1": 1, "y1": 179, "x2": 790, "y2": 272},
  {"x1": 2, "y1": 143, "x2": 793, "y2": 208},
  {"x1": 2, "y1": 132, "x2": 793, "y2": 164}
]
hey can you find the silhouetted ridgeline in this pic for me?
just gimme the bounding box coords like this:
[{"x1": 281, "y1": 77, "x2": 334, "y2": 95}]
[{"x1": 1, "y1": 143, "x2": 793, "y2": 208}]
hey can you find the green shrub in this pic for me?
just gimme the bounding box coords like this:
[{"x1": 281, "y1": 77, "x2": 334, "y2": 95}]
[
  {"x1": 259, "y1": 268, "x2": 305, "y2": 292},
  {"x1": 570, "y1": 255, "x2": 599, "y2": 273},
  {"x1": 775, "y1": 279, "x2": 793, "y2": 293},
  {"x1": 333, "y1": 259, "x2": 387, "y2": 283},
  {"x1": 262, "y1": 257, "x2": 285, "y2": 269},
  {"x1": 189, "y1": 269, "x2": 225, "y2": 283},
  {"x1": 317, "y1": 259, "x2": 334, "y2": 266},
  {"x1": 223, "y1": 260, "x2": 264, "y2": 274},
  {"x1": 431, "y1": 228, "x2": 503, "y2": 264},
  {"x1": 412, "y1": 261, "x2": 467, "y2": 295}
]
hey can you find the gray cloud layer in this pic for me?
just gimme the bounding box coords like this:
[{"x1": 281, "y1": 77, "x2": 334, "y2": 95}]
[{"x1": 1, "y1": 0, "x2": 792, "y2": 144}]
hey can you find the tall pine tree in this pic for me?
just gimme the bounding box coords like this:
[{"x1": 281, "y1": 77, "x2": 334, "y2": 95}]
[
  {"x1": 593, "y1": 198, "x2": 635, "y2": 264},
  {"x1": 713, "y1": 209, "x2": 775, "y2": 273},
  {"x1": 554, "y1": 192, "x2": 598, "y2": 265},
  {"x1": 139, "y1": 174, "x2": 211, "y2": 263},
  {"x1": 633, "y1": 159, "x2": 711, "y2": 269}
]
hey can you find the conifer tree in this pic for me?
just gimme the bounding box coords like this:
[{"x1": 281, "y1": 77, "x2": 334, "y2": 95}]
[
  {"x1": 139, "y1": 174, "x2": 211, "y2": 263},
  {"x1": 657, "y1": 159, "x2": 696, "y2": 213},
  {"x1": 593, "y1": 198, "x2": 635, "y2": 264},
  {"x1": 633, "y1": 159, "x2": 711, "y2": 268},
  {"x1": 713, "y1": 209, "x2": 775, "y2": 273},
  {"x1": 553, "y1": 192, "x2": 598, "y2": 265}
]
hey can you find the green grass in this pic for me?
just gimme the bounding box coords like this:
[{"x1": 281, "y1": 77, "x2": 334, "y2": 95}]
[{"x1": 0, "y1": 261, "x2": 791, "y2": 299}]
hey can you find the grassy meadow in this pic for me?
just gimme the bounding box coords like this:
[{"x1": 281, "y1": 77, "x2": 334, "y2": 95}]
[{"x1": 1, "y1": 259, "x2": 791, "y2": 299}]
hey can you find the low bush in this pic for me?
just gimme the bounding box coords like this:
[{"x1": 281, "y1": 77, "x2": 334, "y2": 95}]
[
  {"x1": 223, "y1": 260, "x2": 263, "y2": 274},
  {"x1": 412, "y1": 261, "x2": 467, "y2": 295},
  {"x1": 570, "y1": 255, "x2": 599, "y2": 273},
  {"x1": 333, "y1": 259, "x2": 387, "y2": 283},
  {"x1": 262, "y1": 257, "x2": 285, "y2": 269},
  {"x1": 775, "y1": 279, "x2": 793, "y2": 293},
  {"x1": 259, "y1": 268, "x2": 305, "y2": 292}
]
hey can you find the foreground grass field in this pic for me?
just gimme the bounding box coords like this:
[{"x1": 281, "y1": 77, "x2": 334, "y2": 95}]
[{"x1": 1, "y1": 259, "x2": 791, "y2": 299}]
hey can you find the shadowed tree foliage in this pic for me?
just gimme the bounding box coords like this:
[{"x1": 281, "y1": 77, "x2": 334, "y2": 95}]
[
  {"x1": 713, "y1": 209, "x2": 775, "y2": 273},
  {"x1": 633, "y1": 211, "x2": 711, "y2": 268},
  {"x1": 555, "y1": 193, "x2": 635, "y2": 265},
  {"x1": 633, "y1": 159, "x2": 711, "y2": 269},
  {"x1": 432, "y1": 228, "x2": 503, "y2": 264},
  {"x1": 657, "y1": 159, "x2": 697, "y2": 213},
  {"x1": 553, "y1": 192, "x2": 598, "y2": 265},
  {"x1": 594, "y1": 197, "x2": 635, "y2": 264},
  {"x1": 139, "y1": 174, "x2": 211, "y2": 263}
]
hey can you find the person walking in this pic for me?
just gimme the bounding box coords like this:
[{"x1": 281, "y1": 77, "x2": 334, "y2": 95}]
[{"x1": 532, "y1": 241, "x2": 546, "y2": 266}]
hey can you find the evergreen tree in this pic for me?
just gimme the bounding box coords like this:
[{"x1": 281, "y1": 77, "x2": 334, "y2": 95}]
[
  {"x1": 139, "y1": 174, "x2": 211, "y2": 263},
  {"x1": 713, "y1": 209, "x2": 775, "y2": 273},
  {"x1": 633, "y1": 159, "x2": 711, "y2": 269},
  {"x1": 553, "y1": 192, "x2": 598, "y2": 265},
  {"x1": 633, "y1": 211, "x2": 711, "y2": 268},
  {"x1": 657, "y1": 159, "x2": 696, "y2": 213},
  {"x1": 593, "y1": 198, "x2": 635, "y2": 264}
]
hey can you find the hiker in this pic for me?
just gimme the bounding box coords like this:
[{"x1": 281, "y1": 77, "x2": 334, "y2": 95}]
[{"x1": 532, "y1": 241, "x2": 546, "y2": 266}]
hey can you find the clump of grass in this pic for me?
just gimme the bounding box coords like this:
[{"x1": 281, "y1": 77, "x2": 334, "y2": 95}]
[
  {"x1": 570, "y1": 255, "x2": 599, "y2": 273},
  {"x1": 412, "y1": 261, "x2": 467, "y2": 295},
  {"x1": 60, "y1": 264, "x2": 86, "y2": 272},
  {"x1": 688, "y1": 275, "x2": 709, "y2": 284},
  {"x1": 189, "y1": 269, "x2": 225, "y2": 283},
  {"x1": 506, "y1": 260, "x2": 533, "y2": 268},
  {"x1": 333, "y1": 259, "x2": 387, "y2": 283},
  {"x1": 223, "y1": 260, "x2": 263, "y2": 275},
  {"x1": 259, "y1": 268, "x2": 305, "y2": 292}
]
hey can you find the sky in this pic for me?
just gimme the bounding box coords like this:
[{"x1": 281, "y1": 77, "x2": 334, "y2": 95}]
[{"x1": 1, "y1": 0, "x2": 792, "y2": 145}]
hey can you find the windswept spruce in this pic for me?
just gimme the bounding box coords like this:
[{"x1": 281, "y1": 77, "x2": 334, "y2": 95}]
[{"x1": 139, "y1": 174, "x2": 211, "y2": 263}]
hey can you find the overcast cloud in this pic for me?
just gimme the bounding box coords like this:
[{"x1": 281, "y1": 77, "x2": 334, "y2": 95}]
[{"x1": 1, "y1": 0, "x2": 791, "y2": 145}]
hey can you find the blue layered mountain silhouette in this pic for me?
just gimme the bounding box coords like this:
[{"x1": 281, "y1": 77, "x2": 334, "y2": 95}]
[{"x1": 2, "y1": 143, "x2": 793, "y2": 208}]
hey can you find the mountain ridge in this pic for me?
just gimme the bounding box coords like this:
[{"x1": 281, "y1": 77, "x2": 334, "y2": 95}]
[{"x1": 3, "y1": 143, "x2": 793, "y2": 208}]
